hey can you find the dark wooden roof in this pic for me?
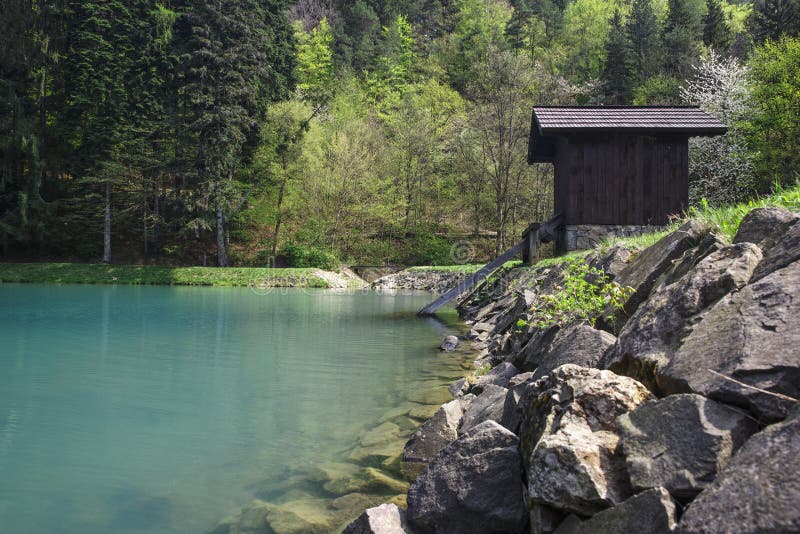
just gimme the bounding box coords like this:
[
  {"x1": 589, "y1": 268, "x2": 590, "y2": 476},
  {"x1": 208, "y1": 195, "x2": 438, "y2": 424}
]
[
  {"x1": 533, "y1": 106, "x2": 727, "y2": 134},
  {"x1": 528, "y1": 106, "x2": 727, "y2": 163}
]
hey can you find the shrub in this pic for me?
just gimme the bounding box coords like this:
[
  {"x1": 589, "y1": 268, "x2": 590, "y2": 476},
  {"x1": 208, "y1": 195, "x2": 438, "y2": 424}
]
[
  {"x1": 280, "y1": 243, "x2": 339, "y2": 270},
  {"x1": 528, "y1": 258, "x2": 633, "y2": 328}
]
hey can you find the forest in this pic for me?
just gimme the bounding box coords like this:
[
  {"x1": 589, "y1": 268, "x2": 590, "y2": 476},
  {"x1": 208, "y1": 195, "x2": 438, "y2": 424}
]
[{"x1": 1, "y1": 0, "x2": 798, "y2": 267}]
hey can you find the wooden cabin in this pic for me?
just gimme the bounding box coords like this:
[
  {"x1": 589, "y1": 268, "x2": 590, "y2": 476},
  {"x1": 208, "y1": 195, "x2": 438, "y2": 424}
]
[{"x1": 528, "y1": 106, "x2": 726, "y2": 252}]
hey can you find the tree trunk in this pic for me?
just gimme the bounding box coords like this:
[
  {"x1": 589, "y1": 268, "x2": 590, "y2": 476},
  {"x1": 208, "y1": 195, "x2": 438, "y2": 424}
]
[
  {"x1": 103, "y1": 179, "x2": 111, "y2": 263},
  {"x1": 216, "y1": 184, "x2": 228, "y2": 267},
  {"x1": 272, "y1": 156, "x2": 289, "y2": 258}
]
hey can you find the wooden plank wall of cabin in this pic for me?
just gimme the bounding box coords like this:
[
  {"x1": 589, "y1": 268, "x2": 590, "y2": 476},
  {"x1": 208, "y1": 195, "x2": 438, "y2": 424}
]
[
  {"x1": 640, "y1": 135, "x2": 688, "y2": 225},
  {"x1": 554, "y1": 137, "x2": 571, "y2": 221},
  {"x1": 556, "y1": 133, "x2": 690, "y2": 226}
]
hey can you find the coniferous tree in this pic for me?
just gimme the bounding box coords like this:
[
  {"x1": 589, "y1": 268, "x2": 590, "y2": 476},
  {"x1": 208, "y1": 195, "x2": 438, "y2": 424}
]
[
  {"x1": 626, "y1": 0, "x2": 662, "y2": 82},
  {"x1": 183, "y1": 0, "x2": 294, "y2": 266},
  {"x1": 703, "y1": 0, "x2": 733, "y2": 52},
  {"x1": 603, "y1": 10, "x2": 634, "y2": 104},
  {"x1": 748, "y1": 0, "x2": 800, "y2": 42},
  {"x1": 61, "y1": 0, "x2": 140, "y2": 262},
  {"x1": 663, "y1": 0, "x2": 701, "y2": 77}
]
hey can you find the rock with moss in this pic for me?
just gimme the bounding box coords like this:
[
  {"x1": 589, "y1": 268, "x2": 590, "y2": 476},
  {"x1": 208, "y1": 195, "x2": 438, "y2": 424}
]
[
  {"x1": 676, "y1": 410, "x2": 800, "y2": 534},
  {"x1": 520, "y1": 365, "x2": 653, "y2": 516},
  {"x1": 402, "y1": 398, "x2": 466, "y2": 468},
  {"x1": 617, "y1": 394, "x2": 757, "y2": 500},
  {"x1": 407, "y1": 420, "x2": 527, "y2": 534}
]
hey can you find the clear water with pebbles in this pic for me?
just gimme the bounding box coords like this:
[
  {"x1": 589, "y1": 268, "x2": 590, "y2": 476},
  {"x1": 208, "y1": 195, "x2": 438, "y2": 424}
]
[{"x1": 0, "y1": 284, "x2": 467, "y2": 533}]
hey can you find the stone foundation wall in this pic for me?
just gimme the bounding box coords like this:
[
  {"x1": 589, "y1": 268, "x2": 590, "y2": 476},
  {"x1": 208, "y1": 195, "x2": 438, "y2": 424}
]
[{"x1": 564, "y1": 224, "x2": 657, "y2": 251}]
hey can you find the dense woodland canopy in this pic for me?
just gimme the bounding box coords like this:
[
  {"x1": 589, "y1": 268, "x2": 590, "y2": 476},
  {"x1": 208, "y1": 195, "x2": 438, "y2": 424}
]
[{"x1": 1, "y1": 0, "x2": 798, "y2": 267}]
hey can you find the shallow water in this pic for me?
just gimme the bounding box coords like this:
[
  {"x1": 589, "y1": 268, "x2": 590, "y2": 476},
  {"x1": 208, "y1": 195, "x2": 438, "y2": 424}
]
[{"x1": 0, "y1": 284, "x2": 466, "y2": 533}]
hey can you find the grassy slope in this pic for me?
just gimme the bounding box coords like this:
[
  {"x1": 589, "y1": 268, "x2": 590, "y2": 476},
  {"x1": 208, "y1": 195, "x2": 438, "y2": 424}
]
[
  {"x1": 0, "y1": 263, "x2": 330, "y2": 288},
  {"x1": 405, "y1": 183, "x2": 800, "y2": 273}
]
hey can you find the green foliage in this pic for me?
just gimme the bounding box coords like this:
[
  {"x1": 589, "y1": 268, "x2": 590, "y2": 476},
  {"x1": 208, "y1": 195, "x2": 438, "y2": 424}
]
[
  {"x1": 280, "y1": 242, "x2": 339, "y2": 270},
  {"x1": 633, "y1": 74, "x2": 683, "y2": 104},
  {"x1": 528, "y1": 259, "x2": 634, "y2": 328},
  {"x1": 746, "y1": 36, "x2": 800, "y2": 190},
  {"x1": 688, "y1": 181, "x2": 800, "y2": 241},
  {"x1": 295, "y1": 18, "x2": 336, "y2": 107}
]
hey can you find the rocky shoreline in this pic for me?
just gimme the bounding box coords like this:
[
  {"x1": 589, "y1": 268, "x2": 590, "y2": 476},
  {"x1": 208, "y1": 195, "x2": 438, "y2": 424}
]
[
  {"x1": 345, "y1": 206, "x2": 800, "y2": 534},
  {"x1": 370, "y1": 270, "x2": 471, "y2": 294}
]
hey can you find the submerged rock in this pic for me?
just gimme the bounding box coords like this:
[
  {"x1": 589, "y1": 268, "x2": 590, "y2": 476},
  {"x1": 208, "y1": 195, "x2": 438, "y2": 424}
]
[
  {"x1": 617, "y1": 394, "x2": 757, "y2": 500},
  {"x1": 402, "y1": 398, "x2": 465, "y2": 468},
  {"x1": 343, "y1": 503, "x2": 413, "y2": 534},
  {"x1": 520, "y1": 365, "x2": 652, "y2": 516},
  {"x1": 440, "y1": 335, "x2": 459, "y2": 352},
  {"x1": 676, "y1": 411, "x2": 800, "y2": 534},
  {"x1": 407, "y1": 420, "x2": 527, "y2": 534},
  {"x1": 448, "y1": 378, "x2": 469, "y2": 398}
]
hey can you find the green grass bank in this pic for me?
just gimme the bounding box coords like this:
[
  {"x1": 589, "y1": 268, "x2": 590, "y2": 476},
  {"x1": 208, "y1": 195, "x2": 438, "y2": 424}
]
[{"x1": 0, "y1": 263, "x2": 330, "y2": 288}]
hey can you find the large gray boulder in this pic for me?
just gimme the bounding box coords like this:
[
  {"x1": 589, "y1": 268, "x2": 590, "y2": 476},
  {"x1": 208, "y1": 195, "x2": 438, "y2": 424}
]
[
  {"x1": 520, "y1": 365, "x2": 653, "y2": 516},
  {"x1": 612, "y1": 219, "x2": 709, "y2": 320},
  {"x1": 343, "y1": 504, "x2": 413, "y2": 534},
  {"x1": 567, "y1": 488, "x2": 678, "y2": 534},
  {"x1": 531, "y1": 324, "x2": 616, "y2": 381},
  {"x1": 733, "y1": 206, "x2": 799, "y2": 249},
  {"x1": 617, "y1": 394, "x2": 757, "y2": 500},
  {"x1": 402, "y1": 399, "x2": 465, "y2": 466},
  {"x1": 676, "y1": 410, "x2": 800, "y2": 534},
  {"x1": 472, "y1": 362, "x2": 520, "y2": 393},
  {"x1": 512, "y1": 325, "x2": 561, "y2": 372},
  {"x1": 407, "y1": 420, "x2": 527, "y2": 534},
  {"x1": 659, "y1": 260, "x2": 800, "y2": 421},
  {"x1": 606, "y1": 243, "x2": 763, "y2": 392},
  {"x1": 751, "y1": 218, "x2": 800, "y2": 282},
  {"x1": 501, "y1": 373, "x2": 537, "y2": 434},
  {"x1": 458, "y1": 384, "x2": 507, "y2": 434}
]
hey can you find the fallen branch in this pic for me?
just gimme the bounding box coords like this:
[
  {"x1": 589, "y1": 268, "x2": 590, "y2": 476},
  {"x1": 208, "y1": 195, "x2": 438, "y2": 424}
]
[{"x1": 707, "y1": 369, "x2": 799, "y2": 403}]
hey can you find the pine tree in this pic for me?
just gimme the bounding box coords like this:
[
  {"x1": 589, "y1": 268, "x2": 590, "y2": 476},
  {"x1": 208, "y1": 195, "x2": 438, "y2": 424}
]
[
  {"x1": 703, "y1": 0, "x2": 733, "y2": 52},
  {"x1": 748, "y1": 0, "x2": 800, "y2": 43},
  {"x1": 183, "y1": 0, "x2": 294, "y2": 266},
  {"x1": 626, "y1": 0, "x2": 661, "y2": 82},
  {"x1": 603, "y1": 10, "x2": 634, "y2": 104},
  {"x1": 663, "y1": 0, "x2": 701, "y2": 77}
]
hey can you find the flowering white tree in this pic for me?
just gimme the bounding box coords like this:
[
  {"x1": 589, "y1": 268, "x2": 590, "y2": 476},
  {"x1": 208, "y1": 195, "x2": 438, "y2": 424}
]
[{"x1": 681, "y1": 50, "x2": 755, "y2": 205}]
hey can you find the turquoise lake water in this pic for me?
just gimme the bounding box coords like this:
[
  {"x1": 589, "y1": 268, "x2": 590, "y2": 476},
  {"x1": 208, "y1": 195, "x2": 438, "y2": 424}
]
[{"x1": 0, "y1": 284, "x2": 464, "y2": 533}]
